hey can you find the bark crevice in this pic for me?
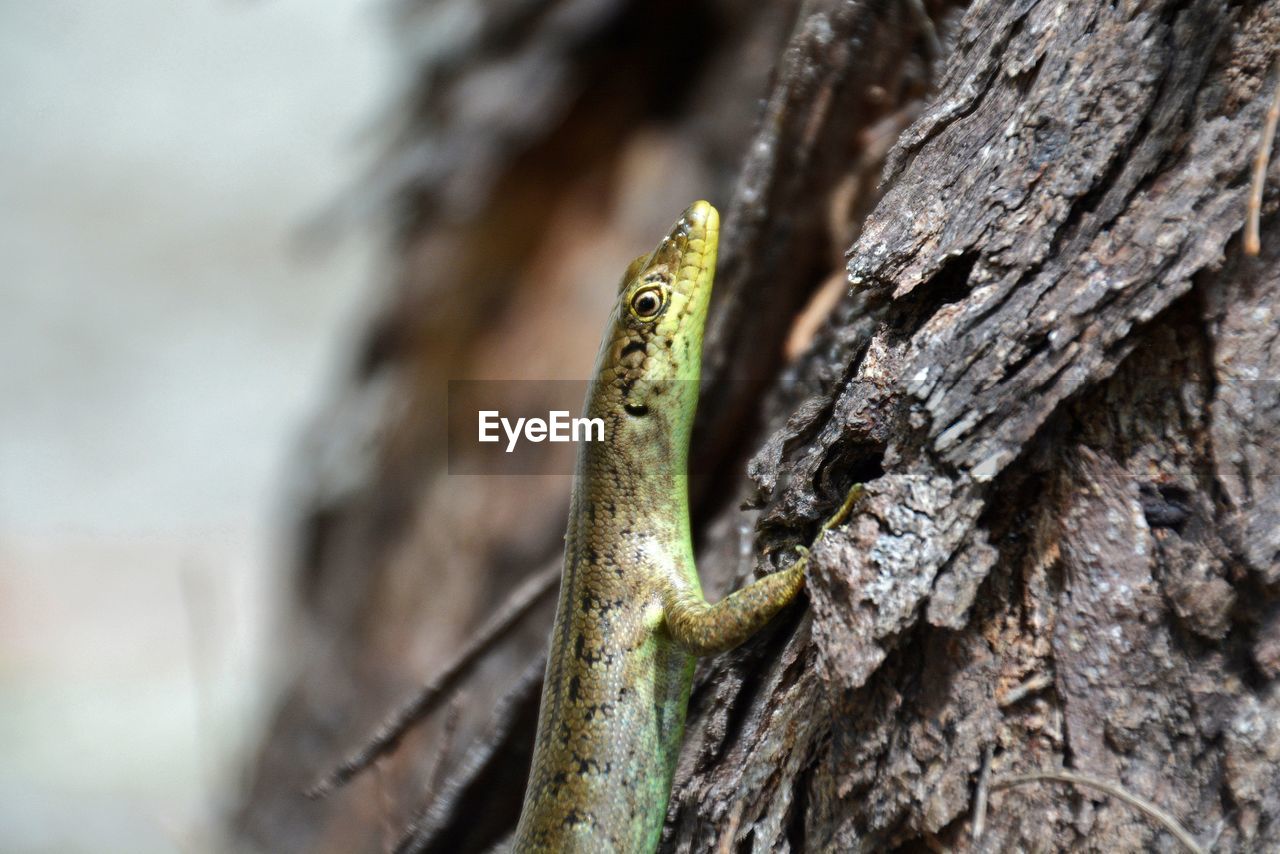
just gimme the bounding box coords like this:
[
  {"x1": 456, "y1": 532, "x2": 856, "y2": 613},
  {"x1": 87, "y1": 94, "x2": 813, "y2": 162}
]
[{"x1": 232, "y1": 1, "x2": 1280, "y2": 851}]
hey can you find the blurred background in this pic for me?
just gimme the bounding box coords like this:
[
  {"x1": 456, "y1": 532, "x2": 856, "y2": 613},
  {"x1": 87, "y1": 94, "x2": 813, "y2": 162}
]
[
  {"x1": 1, "y1": 2, "x2": 387, "y2": 850},
  {"x1": 1, "y1": 0, "x2": 919, "y2": 850},
  {"x1": 16, "y1": 1, "x2": 1272, "y2": 852}
]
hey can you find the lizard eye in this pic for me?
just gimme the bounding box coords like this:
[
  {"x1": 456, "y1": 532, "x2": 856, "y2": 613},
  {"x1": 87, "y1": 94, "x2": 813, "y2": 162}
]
[{"x1": 630, "y1": 285, "x2": 666, "y2": 320}]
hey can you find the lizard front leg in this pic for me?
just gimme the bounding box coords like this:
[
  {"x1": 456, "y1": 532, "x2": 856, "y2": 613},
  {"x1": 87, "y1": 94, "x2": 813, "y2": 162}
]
[
  {"x1": 662, "y1": 484, "x2": 864, "y2": 657},
  {"x1": 663, "y1": 563, "x2": 807, "y2": 655}
]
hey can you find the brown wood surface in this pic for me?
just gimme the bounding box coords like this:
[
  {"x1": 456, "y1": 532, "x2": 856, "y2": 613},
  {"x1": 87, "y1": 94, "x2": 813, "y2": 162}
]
[{"x1": 233, "y1": 1, "x2": 1280, "y2": 851}]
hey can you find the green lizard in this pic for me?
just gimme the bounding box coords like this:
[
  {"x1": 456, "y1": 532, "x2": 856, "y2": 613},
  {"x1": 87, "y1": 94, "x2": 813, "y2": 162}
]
[{"x1": 513, "y1": 201, "x2": 859, "y2": 852}]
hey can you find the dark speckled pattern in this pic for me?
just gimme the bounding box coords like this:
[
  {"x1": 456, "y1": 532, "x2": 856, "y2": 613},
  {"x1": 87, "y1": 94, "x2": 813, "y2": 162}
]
[{"x1": 513, "y1": 203, "x2": 806, "y2": 853}]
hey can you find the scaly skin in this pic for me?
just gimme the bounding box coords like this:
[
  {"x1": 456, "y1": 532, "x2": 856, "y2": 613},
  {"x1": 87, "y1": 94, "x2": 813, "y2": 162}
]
[{"x1": 513, "y1": 202, "x2": 808, "y2": 852}]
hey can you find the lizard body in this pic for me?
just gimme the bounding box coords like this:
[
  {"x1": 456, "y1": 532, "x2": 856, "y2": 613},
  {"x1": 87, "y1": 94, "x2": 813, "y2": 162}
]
[{"x1": 513, "y1": 202, "x2": 809, "y2": 852}]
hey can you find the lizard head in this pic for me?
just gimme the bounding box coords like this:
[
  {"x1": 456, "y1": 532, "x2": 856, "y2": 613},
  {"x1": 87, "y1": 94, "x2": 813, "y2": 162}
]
[{"x1": 591, "y1": 201, "x2": 718, "y2": 442}]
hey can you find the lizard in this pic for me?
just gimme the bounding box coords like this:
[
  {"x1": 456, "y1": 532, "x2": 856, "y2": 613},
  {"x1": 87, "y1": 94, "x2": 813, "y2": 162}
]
[{"x1": 513, "y1": 200, "x2": 860, "y2": 852}]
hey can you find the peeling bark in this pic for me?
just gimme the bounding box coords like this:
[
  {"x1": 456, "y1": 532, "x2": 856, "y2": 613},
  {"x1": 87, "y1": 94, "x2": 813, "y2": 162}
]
[{"x1": 234, "y1": 1, "x2": 1280, "y2": 852}]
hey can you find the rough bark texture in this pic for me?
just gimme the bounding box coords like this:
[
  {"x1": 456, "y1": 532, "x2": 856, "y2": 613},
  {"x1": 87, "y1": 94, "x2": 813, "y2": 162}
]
[{"x1": 233, "y1": 1, "x2": 1280, "y2": 852}]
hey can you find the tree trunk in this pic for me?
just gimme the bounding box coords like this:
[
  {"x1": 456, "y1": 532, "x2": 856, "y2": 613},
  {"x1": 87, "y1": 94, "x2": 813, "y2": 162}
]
[{"x1": 233, "y1": 1, "x2": 1280, "y2": 851}]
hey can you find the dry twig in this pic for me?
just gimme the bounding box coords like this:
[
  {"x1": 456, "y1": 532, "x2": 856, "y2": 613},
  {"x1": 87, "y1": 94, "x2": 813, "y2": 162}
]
[
  {"x1": 971, "y1": 745, "x2": 995, "y2": 841},
  {"x1": 997, "y1": 672, "x2": 1052, "y2": 707},
  {"x1": 307, "y1": 561, "x2": 560, "y2": 797},
  {"x1": 1245, "y1": 60, "x2": 1280, "y2": 256},
  {"x1": 989, "y1": 769, "x2": 1205, "y2": 854},
  {"x1": 421, "y1": 700, "x2": 463, "y2": 809}
]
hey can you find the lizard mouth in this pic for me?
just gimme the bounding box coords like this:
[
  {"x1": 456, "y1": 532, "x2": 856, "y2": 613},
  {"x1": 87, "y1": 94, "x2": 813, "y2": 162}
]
[
  {"x1": 640, "y1": 201, "x2": 718, "y2": 307},
  {"x1": 681, "y1": 199, "x2": 716, "y2": 231},
  {"x1": 667, "y1": 200, "x2": 717, "y2": 261},
  {"x1": 645, "y1": 201, "x2": 717, "y2": 265}
]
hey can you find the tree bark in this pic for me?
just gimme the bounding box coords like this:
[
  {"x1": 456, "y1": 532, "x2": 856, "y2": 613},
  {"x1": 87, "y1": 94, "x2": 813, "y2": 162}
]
[{"x1": 233, "y1": 1, "x2": 1280, "y2": 852}]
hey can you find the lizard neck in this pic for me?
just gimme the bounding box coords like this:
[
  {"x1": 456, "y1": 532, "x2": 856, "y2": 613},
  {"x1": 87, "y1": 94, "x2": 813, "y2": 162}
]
[{"x1": 574, "y1": 387, "x2": 694, "y2": 535}]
